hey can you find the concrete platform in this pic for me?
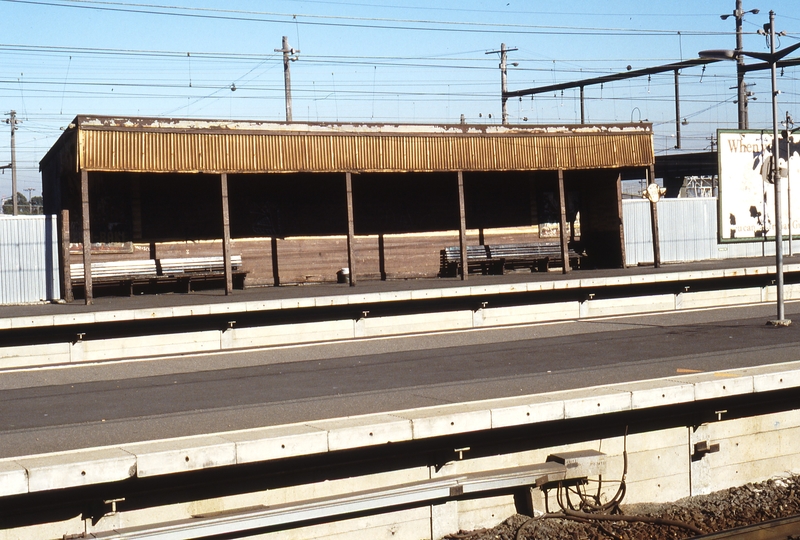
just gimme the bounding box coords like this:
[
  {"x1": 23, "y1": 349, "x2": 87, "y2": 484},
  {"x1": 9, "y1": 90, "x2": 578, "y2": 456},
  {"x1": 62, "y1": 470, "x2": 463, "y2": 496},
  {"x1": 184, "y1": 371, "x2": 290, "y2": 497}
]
[
  {"x1": 2, "y1": 257, "x2": 799, "y2": 368},
  {"x1": 2, "y1": 359, "x2": 799, "y2": 497}
]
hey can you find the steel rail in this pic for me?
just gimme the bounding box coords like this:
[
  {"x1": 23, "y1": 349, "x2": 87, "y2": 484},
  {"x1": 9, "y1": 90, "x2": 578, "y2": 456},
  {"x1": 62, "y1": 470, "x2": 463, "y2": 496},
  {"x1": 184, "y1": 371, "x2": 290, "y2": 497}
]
[{"x1": 692, "y1": 513, "x2": 800, "y2": 539}]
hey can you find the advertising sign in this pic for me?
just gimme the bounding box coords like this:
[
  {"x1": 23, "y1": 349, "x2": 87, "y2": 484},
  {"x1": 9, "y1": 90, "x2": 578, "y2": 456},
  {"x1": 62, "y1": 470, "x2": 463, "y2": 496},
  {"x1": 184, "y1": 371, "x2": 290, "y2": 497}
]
[{"x1": 718, "y1": 129, "x2": 800, "y2": 242}]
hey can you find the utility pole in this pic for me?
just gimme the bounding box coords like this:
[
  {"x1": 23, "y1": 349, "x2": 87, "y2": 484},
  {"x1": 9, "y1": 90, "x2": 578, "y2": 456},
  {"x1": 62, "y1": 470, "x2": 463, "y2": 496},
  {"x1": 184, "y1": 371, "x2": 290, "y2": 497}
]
[
  {"x1": 722, "y1": 0, "x2": 759, "y2": 129},
  {"x1": 24, "y1": 187, "x2": 35, "y2": 214},
  {"x1": 275, "y1": 36, "x2": 300, "y2": 122},
  {"x1": 487, "y1": 44, "x2": 518, "y2": 125},
  {"x1": 5, "y1": 111, "x2": 19, "y2": 215},
  {"x1": 735, "y1": 0, "x2": 748, "y2": 129}
]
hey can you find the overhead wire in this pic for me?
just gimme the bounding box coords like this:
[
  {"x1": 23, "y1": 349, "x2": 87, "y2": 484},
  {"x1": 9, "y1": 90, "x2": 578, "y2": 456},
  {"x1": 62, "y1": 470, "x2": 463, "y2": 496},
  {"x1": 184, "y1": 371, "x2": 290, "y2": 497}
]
[{"x1": 0, "y1": 0, "x2": 738, "y2": 37}]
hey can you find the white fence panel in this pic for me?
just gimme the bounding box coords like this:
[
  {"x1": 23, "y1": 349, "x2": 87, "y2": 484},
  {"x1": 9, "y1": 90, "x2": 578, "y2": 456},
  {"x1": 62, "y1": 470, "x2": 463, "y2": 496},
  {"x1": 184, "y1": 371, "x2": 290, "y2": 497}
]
[
  {"x1": 0, "y1": 215, "x2": 60, "y2": 304},
  {"x1": 623, "y1": 198, "x2": 788, "y2": 266}
]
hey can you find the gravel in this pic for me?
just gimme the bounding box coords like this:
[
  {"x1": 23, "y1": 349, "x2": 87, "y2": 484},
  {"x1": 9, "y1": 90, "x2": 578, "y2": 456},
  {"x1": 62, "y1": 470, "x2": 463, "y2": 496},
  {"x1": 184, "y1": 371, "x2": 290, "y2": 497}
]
[{"x1": 443, "y1": 474, "x2": 800, "y2": 539}]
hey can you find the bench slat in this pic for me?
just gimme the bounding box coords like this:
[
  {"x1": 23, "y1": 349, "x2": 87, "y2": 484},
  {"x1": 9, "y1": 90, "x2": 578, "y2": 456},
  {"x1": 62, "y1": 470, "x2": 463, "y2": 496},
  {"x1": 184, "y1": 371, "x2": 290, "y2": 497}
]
[
  {"x1": 71, "y1": 260, "x2": 157, "y2": 278},
  {"x1": 70, "y1": 256, "x2": 247, "y2": 293},
  {"x1": 159, "y1": 256, "x2": 242, "y2": 274}
]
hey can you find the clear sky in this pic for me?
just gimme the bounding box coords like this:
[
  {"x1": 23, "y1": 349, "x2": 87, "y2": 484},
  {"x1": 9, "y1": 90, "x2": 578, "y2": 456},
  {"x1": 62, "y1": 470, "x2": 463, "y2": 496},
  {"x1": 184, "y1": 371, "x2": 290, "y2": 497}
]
[{"x1": 1, "y1": 0, "x2": 799, "y2": 202}]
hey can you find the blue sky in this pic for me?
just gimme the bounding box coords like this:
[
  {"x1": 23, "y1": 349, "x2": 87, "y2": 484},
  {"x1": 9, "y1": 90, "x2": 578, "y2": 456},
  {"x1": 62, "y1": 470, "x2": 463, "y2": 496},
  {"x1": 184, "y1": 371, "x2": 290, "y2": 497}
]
[{"x1": 1, "y1": 0, "x2": 799, "y2": 201}]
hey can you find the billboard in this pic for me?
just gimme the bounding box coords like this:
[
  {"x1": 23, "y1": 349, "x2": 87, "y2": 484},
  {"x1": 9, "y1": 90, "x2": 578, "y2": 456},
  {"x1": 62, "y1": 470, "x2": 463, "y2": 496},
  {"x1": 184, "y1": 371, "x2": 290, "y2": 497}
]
[{"x1": 718, "y1": 129, "x2": 800, "y2": 242}]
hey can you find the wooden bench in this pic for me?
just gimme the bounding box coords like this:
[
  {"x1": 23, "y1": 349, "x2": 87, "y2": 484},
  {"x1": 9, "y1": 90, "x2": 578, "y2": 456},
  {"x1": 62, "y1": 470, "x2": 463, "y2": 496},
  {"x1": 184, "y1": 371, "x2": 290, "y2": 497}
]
[
  {"x1": 439, "y1": 242, "x2": 582, "y2": 277},
  {"x1": 70, "y1": 259, "x2": 159, "y2": 296},
  {"x1": 70, "y1": 256, "x2": 246, "y2": 295},
  {"x1": 158, "y1": 256, "x2": 246, "y2": 293}
]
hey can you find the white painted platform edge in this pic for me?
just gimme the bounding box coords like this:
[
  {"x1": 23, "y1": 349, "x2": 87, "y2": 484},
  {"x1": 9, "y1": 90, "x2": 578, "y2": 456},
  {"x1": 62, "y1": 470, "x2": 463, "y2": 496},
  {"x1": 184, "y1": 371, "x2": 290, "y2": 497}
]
[
  {"x1": 2, "y1": 360, "x2": 798, "y2": 497},
  {"x1": 6, "y1": 264, "x2": 782, "y2": 329},
  {"x1": 3, "y1": 281, "x2": 794, "y2": 370}
]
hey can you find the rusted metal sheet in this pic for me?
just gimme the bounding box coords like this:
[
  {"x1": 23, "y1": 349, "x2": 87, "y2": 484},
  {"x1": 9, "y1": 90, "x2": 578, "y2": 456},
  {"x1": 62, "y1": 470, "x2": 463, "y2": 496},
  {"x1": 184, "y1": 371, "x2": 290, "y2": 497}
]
[
  {"x1": 78, "y1": 130, "x2": 654, "y2": 174},
  {"x1": 51, "y1": 116, "x2": 653, "y2": 175}
]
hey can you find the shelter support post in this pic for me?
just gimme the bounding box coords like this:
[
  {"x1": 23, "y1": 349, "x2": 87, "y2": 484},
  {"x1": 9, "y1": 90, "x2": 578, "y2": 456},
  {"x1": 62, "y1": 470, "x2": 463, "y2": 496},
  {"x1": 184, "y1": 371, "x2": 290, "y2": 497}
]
[
  {"x1": 59, "y1": 208, "x2": 73, "y2": 303},
  {"x1": 616, "y1": 173, "x2": 627, "y2": 269},
  {"x1": 271, "y1": 237, "x2": 280, "y2": 287},
  {"x1": 220, "y1": 173, "x2": 233, "y2": 295},
  {"x1": 346, "y1": 172, "x2": 357, "y2": 286},
  {"x1": 457, "y1": 171, "x2": 468, "y2": 280},
  {"x1": 580, "y1": 86, "x2": 585, "y2": 124},
  {"x1": 131, "y1": 176, "x2": 143, "y2": 242},
  {"x1": 80, "y1": 170, "x2": 93, "y2": 305},
  {"x1": 557, "y1": 168, "x2": 571, "y2": 274},
  {"x1": 378, "y1": 234, "x2": 386, "y2": 281},
  {"x1": 648, "y1": 165, "x2": 661, "y2": 268}
]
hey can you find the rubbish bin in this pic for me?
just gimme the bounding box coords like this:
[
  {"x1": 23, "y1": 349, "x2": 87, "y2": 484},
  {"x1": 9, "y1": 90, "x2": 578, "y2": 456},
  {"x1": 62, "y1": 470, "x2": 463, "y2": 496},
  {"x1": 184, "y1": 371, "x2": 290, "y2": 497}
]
[{"x1": 336, "y1": 268, "x2": 350, "y2": 283}]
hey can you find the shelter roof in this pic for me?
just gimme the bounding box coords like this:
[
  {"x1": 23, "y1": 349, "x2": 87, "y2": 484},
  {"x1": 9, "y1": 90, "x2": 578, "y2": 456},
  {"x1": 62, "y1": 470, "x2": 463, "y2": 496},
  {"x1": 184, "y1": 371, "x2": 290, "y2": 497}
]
[{"x1": 41, "y1": 115, "x2": 654, "y2": 175}]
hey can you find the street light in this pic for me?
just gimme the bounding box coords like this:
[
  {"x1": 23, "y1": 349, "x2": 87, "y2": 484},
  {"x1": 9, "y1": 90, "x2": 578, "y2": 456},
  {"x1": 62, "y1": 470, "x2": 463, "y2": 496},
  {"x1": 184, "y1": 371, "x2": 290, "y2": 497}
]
[{"x1": 701, "y1": 10, "x2": 800, "y2": 327}]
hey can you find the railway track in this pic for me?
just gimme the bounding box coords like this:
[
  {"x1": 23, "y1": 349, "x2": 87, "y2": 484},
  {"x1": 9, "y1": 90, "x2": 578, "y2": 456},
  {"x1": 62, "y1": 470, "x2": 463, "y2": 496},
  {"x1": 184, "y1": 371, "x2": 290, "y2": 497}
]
[{"x1": 694, "y1": 514, "x2": 800, "y2": 539}]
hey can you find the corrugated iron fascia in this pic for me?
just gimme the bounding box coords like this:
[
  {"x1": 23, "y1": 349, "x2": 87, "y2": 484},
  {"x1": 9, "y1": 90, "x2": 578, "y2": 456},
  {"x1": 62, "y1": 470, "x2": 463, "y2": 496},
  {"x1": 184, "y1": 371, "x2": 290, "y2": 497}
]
[{"x1": 77, "y1": 129, "x2": 654, "y2": 174}]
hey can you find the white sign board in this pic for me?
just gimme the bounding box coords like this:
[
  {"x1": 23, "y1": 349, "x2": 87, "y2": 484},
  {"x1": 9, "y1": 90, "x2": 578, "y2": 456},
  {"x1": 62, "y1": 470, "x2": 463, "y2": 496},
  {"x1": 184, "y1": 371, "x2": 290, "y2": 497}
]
[{"x1": 718, "y1": 129, "x2": 800, "y2": 242}]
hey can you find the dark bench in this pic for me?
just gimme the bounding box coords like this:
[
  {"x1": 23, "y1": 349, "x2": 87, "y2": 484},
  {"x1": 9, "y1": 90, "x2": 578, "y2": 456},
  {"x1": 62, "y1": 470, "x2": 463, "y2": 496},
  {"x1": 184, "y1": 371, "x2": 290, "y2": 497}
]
[
  {"x1": 70, "y1": 255, "x2": 247, "y2": 295},
  {"x1": 489, "y1": 242, "x2": 582, "y2": 272},
  {"x1": 439, "y1": 245, "x2": 504, "y2": 277},
  {"x1": 439, "y1": 242, "x2": 582, "y2": 277}
]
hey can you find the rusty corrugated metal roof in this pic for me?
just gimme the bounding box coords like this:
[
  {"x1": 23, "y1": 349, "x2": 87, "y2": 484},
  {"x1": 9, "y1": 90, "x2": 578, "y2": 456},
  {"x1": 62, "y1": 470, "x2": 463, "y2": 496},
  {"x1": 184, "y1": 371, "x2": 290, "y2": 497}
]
[{"x1": 43, "y1": 115, "x2": 654, "y2": 174}]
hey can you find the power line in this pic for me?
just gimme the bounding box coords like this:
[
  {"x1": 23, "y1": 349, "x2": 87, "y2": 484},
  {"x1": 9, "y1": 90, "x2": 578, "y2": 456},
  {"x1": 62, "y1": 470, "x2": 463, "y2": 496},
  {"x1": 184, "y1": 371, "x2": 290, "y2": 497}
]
[{"x1": 0, "y1": 0, "x2": 739, "y2": 36}]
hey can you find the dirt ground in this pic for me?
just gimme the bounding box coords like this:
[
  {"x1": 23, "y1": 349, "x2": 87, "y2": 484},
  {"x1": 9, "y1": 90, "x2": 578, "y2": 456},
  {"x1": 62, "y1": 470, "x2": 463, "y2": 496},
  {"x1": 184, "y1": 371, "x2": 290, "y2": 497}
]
[{"x1": 444, "y1": 475, "x2": 800, "y2": 539}]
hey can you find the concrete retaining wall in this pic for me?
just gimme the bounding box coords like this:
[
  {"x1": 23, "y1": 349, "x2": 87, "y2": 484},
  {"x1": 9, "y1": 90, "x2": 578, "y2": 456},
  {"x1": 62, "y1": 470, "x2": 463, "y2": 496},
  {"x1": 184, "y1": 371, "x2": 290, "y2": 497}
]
[
  {"x1": 6, "y1": 408, "x2": 799, "y2": 540},
  {"x1": 3, "y1": 363, "x2": 799, "y2": 539}
]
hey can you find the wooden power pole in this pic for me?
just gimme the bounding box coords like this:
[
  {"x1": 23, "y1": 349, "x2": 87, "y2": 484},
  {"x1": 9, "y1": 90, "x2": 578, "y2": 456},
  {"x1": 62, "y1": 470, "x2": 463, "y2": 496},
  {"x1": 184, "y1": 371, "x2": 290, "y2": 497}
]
[
  {"x1": 487, "y1": 44, "x2": 517, "y2": 125},
  {"x1": 275, "y1": 37, "x2": 300, "y2": 122},
  {"x1": 5, "y1": 111, "x2": 19, "y2": 215}
]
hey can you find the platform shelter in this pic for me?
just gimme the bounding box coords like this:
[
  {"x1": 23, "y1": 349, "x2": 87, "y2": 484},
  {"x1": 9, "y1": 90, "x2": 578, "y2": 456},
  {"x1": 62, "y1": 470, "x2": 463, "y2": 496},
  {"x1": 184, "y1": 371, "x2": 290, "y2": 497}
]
[{"x1": 40, "y1": 116, "x2": 655, "y2": 304}]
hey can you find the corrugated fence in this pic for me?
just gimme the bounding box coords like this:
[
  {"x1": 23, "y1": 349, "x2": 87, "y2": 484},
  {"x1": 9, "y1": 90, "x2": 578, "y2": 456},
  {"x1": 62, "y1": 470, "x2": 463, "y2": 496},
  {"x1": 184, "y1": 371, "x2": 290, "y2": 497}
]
[
  {"x1": 0, "y1": 215, "x2": 60, "y2": 305},
  {"x1": 623, "y1": 198, "x2": 780, "y2": 266}
]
